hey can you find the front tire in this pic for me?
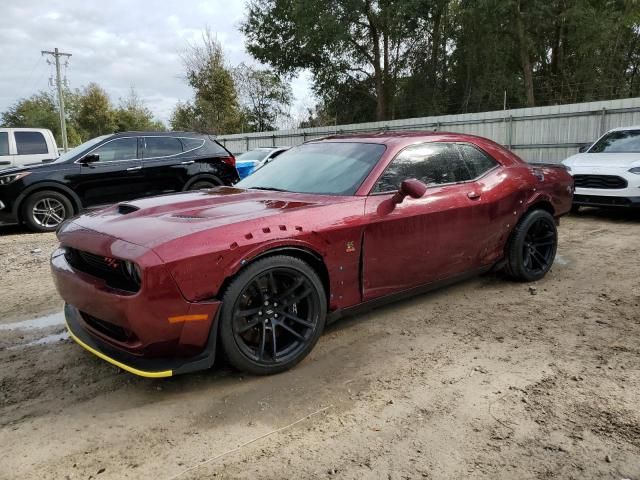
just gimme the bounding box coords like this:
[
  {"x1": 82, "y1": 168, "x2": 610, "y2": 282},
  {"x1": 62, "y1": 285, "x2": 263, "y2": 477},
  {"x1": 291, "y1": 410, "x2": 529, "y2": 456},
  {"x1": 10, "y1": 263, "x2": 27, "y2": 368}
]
[
  {"x1": 22, "y1": 190, "x2": 73, "y2": 233},
  {"x1": 219, "y1": 255, "x2": 327, "y2": 375},
  {"x1": 505, "y1": 209, "x2": 558, "y2": 282}
]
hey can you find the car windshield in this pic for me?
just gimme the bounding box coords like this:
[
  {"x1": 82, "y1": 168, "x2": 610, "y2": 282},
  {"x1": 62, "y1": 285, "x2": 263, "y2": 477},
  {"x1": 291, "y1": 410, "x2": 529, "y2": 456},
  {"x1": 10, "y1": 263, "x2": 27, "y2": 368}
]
[
  {"x1": 237, "y1": 142, "x2": 386, "y2": 195},
  {"x1": 236, "y1": 149, "x2": 272, "y2": 161},
  {"x1": 53, "y1": 135, "x2": 111, "y2": 163},
  {"x1": 589, "y1": 130, "x2": 640, "y2": 153}
]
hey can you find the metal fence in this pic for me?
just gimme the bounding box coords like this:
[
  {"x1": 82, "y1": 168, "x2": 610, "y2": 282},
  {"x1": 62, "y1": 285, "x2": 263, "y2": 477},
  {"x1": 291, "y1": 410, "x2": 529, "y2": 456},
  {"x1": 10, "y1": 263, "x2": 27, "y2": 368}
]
[{"x1": 216, "y1": 97, "x2": 640, "y2": 163}]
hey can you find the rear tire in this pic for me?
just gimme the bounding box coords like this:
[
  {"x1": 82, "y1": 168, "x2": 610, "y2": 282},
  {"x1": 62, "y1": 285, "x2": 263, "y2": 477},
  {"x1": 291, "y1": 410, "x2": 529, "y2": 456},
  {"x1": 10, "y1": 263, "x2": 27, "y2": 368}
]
[
  {"x1": 571, "y1": 204, "x2": 581, "y2": 214},
  {"x1": 219, "y1": 255, "x2": 327, "y2": 375},
  {"x1": 188, "y1": 178, "x2": 222, "y2": 190},
  {"x1": 22, "y1": 190, "x2": 74, "y2": 233},
  {"x1": 504, "y1": 209, "x2": 557, "y2": 282}
]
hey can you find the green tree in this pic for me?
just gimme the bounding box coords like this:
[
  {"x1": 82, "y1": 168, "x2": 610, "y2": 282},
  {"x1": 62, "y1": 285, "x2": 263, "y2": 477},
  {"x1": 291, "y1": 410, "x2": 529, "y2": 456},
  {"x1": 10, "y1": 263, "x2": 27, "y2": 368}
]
[
  {"x1": 169, "y1": 101, "x2": 199, "y2": 131},
  {"x1": 234, "y1": 63, "x2": 293, "y2": 132},
  {"x1": 75, "y1": 83, "x2": 115, "y2": 138},
  {"x1": 181, "y1": 29, "x2": 243, "y2": 134},
  {"x1": 114, "y1": 87, "x2": 165, "y2": 132}
]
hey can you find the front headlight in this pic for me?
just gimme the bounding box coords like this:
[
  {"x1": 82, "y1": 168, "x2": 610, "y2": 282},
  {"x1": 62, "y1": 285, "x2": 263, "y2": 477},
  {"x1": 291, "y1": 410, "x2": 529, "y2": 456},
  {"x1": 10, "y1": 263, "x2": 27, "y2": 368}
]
[
  {"x1": 123, "y1": 260, "x2": 142, "y2": 287},
  {"x1": 628, "y1": 167, "x2": 640, "y2": 175},
  {"x1": 0, "y1": 172, "x2": 30, "y2": 185}
]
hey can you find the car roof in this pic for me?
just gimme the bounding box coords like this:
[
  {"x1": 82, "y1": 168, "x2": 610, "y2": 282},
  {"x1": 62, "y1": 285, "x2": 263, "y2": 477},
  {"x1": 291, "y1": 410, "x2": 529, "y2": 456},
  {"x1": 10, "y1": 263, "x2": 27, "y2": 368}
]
[
  {"x1": 608, "y1": 125, "x2": 640, "y2": 132},
  {"x1": 111, "y1": 131, "x2": 206, "y2": 137},
  {"x1": 311, "y1": 130, "x2": 492, "y2": 145}
]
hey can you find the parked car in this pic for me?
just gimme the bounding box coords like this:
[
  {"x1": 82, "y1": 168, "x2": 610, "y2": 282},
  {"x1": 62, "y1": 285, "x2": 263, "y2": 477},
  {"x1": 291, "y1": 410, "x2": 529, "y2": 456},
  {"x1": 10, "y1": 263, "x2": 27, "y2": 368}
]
[
  {"x1": 235, "y1": 147, "x2": 289, "y2": 178},
  {"x1": 0, "y1": 128, "x2": 59, "y2": 169},
  {"x1": 51, "y1": 132, "x2": 573, "y2": 378},
  {"x1": 0, "y1": 132, "x2": 238, "y2": 232},
  {"x1": 562, "y1": 126, "x2": 640, "y2": 210}
]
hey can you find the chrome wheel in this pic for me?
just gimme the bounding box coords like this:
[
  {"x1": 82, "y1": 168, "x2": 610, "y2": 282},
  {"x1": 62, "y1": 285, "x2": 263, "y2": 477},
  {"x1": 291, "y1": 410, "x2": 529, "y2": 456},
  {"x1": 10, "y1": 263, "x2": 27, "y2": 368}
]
[{"x1": 32, "y1": 198, "x2": 66, "y2": 228}]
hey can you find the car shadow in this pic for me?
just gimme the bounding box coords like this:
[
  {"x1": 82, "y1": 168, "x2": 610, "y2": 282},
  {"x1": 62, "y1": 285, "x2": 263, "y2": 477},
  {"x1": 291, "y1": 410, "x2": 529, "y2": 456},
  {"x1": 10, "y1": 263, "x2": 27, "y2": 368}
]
[{"x1": 571, "y1": 207, "x2": 640, "y2": 223}]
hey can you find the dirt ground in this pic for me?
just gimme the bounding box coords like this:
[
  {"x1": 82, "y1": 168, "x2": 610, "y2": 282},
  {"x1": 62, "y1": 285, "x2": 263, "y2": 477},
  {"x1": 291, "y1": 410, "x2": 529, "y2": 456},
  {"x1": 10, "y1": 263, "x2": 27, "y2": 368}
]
[{"x1": 0, "y1": 210, "x2": 638, "y2": 480}]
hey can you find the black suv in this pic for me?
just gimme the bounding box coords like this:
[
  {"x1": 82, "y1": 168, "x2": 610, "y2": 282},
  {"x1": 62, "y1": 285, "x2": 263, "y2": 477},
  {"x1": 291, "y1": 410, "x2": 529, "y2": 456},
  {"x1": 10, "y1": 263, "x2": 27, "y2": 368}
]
[{"x1": 0, "y1": 132, "x2": 239, "y2": 232}]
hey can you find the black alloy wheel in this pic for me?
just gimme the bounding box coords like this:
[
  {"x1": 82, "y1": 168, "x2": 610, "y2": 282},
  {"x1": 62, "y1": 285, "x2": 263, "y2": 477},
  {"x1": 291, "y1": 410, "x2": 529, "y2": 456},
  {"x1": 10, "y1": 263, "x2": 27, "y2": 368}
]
[
  {"x1": 220, "y1": 256, "x2": 326, "y2": 375},
  {"x1": 505, "y1": 209, "x2": 558, "y2": 282}
]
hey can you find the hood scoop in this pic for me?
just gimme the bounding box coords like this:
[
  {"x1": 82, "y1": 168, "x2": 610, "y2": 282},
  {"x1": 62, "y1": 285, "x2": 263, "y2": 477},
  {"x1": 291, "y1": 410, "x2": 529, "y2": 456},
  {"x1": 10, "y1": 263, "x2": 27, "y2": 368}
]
[{"x1": 117, "y1": 204, "x2": 140, "y2": 215}]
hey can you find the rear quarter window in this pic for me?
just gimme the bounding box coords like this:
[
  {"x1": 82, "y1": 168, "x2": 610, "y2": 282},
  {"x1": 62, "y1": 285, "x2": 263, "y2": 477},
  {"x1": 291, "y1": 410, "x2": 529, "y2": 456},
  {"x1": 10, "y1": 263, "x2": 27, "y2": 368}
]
[
  {"x1": 0, "y1": 132, "x2": 9, "y2": 156},
  {"x1": 457, "y1": 144, "x2": 498, "y2": 178},
  {"x1": 15, "y1": 131, "x2": 48, "y2": 155}
]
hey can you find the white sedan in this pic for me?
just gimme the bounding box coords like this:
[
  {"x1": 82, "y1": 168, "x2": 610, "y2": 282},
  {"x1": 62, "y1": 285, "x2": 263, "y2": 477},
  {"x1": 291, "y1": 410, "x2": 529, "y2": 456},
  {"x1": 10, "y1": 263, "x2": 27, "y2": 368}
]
[{"x1": 562, "y1": 126, "x2": 640, "y2": 210}]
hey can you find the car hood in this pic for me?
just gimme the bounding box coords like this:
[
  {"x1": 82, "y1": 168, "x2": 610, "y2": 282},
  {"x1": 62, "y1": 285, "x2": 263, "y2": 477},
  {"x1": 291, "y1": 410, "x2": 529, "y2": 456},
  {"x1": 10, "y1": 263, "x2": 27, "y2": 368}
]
[
  {"x1": 563, "y1": 152, "x2": 640, "y2": 168},
  {"x1": 69, "y1": 187, "x2": 349, "y2": 249},
  {"x1": 0, "y1": 161, "x2": 72, "y2": 176}
]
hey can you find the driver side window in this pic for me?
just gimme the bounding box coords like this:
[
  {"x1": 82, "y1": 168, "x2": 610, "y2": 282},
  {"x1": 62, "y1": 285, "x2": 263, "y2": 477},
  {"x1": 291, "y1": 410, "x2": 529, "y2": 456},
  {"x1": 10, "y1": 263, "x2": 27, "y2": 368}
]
[
  {"x1": 91, "y1": 138, "x2": 139, "y2": 162},
  {"x1": 373, "y1": 143, "x2": 472, "y2": 193}
]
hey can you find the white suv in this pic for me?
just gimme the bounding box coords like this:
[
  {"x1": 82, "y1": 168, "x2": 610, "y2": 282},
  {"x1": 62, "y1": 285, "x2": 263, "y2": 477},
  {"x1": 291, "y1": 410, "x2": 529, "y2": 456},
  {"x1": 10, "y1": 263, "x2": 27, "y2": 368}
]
[
  {"x1": 562, "y1": 126, "x2": 640, "y2": 210},
  {"x1": 0, "y1": 128, "x2": 59, "y2": 170}
]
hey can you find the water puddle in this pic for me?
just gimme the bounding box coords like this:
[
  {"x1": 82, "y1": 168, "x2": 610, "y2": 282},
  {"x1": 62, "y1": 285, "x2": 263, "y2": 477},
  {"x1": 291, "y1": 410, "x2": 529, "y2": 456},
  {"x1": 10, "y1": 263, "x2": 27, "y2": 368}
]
[
  {"x1": 0, "y1": 311, "x2": 65, "y2": 331},
  {"x1": 555, "y1": 254, "x2": 570, "y2": 266},
  {"x1": 9, "y1": 331, "x2": 69, "y2": 350}
]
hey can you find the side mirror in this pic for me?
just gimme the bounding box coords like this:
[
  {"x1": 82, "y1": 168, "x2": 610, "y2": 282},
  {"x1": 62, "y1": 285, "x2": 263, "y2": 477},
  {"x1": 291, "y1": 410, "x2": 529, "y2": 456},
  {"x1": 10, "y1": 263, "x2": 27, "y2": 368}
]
[
  {"x1": 392, "y1": 178, "x2": 428, "y2": 204},
  {"x1": 80, "y1": 153, "x2": 99, "y2": 164},
  {"x1": 578, "y1": 144, "x2": 591, "y2": 153}
]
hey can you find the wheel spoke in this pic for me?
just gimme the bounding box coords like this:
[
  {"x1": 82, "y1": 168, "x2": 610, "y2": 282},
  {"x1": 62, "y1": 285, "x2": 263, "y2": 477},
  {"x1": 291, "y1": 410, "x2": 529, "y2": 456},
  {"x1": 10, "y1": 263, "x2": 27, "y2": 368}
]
[
  {"x1": 271, "y1": 326, "x2": 278, "y2": 358},
  {"x1": 277, "y1": 321, "x2": 305, "y2": 340},
  {"x1": 257, "y1": 323, "x2": 266, "y2": 360},
  {"x1": 267, "y1": 271, "x2": 278, "y2": 295},
  {"x1": 284, "y1": 287, "x2": 312, "y2": 306},
  {"x1": 235, "y1": 306, "x2": 262, "y2": 318},
  {"x1": 531, "y1": 249, "x2": 548, "y2": 269},
  {"x1": 237, "y1": 318, "x2": 262, "y2": 334},
  {"x1": 276, "y1": 276, "x2": 305, "y2": 301},
  {"x1": 280, "y1": 311, "x2": 314, "y2": 328}
]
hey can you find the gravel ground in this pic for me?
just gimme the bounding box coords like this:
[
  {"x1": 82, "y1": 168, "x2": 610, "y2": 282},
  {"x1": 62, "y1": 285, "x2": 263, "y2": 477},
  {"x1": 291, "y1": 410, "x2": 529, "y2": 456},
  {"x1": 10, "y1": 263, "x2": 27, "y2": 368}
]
[{"x1": 0, "y1": 210, "x2": 638, "y2": 480}]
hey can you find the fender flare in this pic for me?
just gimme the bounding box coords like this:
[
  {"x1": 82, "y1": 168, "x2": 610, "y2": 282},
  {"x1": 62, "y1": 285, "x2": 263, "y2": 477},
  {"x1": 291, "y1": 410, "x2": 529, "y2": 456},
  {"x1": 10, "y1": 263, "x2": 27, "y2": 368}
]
[
  {"x1": 183, "y1": 174, "x2": 223, "y2": 190},
  {"x1": 13, "y1": 181, "x2": 83, "y2": 218},
  {"x1": 225, "y1": 239, "x2": 327, "y2": 279}
]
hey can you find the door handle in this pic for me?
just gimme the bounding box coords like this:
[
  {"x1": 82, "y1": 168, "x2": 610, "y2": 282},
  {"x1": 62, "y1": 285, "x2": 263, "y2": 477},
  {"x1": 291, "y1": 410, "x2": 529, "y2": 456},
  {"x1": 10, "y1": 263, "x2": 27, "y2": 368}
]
[
  {"x1": 467, "y1": 191, "x2": 481, "y2": 200},
  {"x1": 126, "y1": 166, "x2": 142, "y2": 172},
  {"x1": 180, "y1": 160, "x2": 195, "y2": 165}
]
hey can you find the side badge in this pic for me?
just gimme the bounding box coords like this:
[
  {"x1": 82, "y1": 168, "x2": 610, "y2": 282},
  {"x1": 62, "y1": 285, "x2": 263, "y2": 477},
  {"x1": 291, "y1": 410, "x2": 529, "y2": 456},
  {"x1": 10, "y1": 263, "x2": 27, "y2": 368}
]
[{"x1": 346, "y1": 241, "x2": 356, "y2": 253}]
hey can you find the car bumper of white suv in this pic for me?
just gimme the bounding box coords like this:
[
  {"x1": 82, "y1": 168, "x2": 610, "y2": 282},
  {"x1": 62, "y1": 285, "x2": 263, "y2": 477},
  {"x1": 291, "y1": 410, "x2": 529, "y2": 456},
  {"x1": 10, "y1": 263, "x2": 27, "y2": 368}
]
[{"x1": 570, "y1": 169, "x2": 640, "y2": 208}]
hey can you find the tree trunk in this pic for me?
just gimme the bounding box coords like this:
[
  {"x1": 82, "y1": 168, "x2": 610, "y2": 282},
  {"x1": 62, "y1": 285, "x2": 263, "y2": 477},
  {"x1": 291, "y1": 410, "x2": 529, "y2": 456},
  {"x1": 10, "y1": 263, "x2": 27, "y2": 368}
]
[{"x1": 513, "y1": 0, "x2": 535, "y2": 107}]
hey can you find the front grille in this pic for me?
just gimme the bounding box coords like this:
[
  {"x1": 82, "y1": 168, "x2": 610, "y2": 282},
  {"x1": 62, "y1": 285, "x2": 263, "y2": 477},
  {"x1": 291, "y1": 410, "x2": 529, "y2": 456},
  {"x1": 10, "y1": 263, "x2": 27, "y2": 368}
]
[
  {"x1": 65, "y1": 248, "x2": 141, "y2": 293},
  {"x1": 573, "y1": 195, "x2": 632, "y2": 207},
  {"x1": 573, "y1": 175, "x2": 628, "y2": 189},
  {"x1": 81, "y1": 312, "x2": 132, "y2": 343}
]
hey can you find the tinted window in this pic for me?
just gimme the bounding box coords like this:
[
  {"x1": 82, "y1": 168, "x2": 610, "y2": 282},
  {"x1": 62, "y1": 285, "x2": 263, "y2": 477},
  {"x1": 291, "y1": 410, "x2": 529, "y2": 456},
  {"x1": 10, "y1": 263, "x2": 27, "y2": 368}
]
[
  {"x1": 91, "y1": 137, "x2": 138, "y2": 162},
  {"x1": 15, "y1": 131, "x2": 48, "y2": 155},
  {"x1": 458, "y1": 144, "x2": 498, "y2": 178},
  {"x1": 237, "y1": 149, "x2": 272, "y2": 161},
  {"x1": 0, "y1": 132, "x2": 8, "y2": 156},
  {"x1": 145, "y1": 137, "x2": 183, "y2": 157},
  {"x1": 237, "y1": 142, "x2": 386, "y2": 195},
  {"x1": 589, "y1": 130, "x2": 640, "y2": 153},
  {"x1": 181, "y1": 138, "x2": 205, "y2": 151},
  {"x1": 374, "y1": 143, "x2": 472, "y2": 193}
]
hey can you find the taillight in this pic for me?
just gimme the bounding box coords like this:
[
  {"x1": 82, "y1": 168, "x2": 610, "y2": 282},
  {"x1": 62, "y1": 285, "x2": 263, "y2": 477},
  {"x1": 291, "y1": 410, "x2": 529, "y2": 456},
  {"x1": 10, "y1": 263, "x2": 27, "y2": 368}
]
[{"x1": 221, "y1": 155, "x2": 236, "y2": 168}]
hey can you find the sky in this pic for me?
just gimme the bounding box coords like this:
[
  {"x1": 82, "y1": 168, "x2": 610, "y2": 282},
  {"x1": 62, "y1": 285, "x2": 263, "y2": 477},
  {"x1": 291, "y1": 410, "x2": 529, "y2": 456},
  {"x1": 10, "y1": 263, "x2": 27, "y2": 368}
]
[{"x1": 0, "y1": 0, "x2": 314, "y2": 124}]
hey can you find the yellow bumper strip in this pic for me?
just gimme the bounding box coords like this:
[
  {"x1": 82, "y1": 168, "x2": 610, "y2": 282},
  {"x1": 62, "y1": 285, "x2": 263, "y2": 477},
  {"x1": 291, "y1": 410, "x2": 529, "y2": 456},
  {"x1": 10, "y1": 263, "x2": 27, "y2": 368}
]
[{"x1": 66, "y1": 320, "x2": 173, "y2": 378}]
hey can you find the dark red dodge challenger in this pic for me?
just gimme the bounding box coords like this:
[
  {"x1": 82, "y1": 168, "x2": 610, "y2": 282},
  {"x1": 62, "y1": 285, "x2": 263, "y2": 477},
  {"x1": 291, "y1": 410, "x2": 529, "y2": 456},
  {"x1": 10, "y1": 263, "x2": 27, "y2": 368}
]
[{"x1": 51, "y1": 132, "x2": 573, "y2": 378}]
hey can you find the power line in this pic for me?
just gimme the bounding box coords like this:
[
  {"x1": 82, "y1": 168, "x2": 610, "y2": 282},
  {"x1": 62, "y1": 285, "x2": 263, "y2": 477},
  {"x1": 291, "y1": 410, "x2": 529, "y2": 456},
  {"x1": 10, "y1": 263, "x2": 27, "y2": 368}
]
[{"x1": 41, "y1": 48, "x2": 72, "y2": 152}]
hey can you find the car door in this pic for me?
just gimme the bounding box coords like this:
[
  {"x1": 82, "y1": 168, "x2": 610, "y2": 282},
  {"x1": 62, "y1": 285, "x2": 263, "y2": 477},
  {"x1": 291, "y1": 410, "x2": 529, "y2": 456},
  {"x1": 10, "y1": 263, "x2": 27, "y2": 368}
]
[
  {"x1": 0, "y1": 131, "x2": 13, "y2": 169},
  {"x1": 142, "y1": 136, "x2": 194, "y2": 195},
  {"x1": 362, "y1": 142, "x2": 486, "y2": 301},
  {"x1": 74, "y1": 136, "x2": 145, "y2": 207}
]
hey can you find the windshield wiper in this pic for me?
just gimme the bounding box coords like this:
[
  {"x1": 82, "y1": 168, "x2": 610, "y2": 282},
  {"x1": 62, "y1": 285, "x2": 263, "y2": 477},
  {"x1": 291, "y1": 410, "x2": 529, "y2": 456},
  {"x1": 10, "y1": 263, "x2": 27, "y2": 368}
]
[{"x1": 249, "y1": 186, "x2": 289, "y2": 192}]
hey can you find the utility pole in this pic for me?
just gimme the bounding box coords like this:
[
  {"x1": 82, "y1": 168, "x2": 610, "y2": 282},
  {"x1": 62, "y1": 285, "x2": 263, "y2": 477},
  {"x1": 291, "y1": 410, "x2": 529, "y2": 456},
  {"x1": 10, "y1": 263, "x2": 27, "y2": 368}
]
[{"x1": 41, "y1": 48, "x2": 72, "y2": 152}]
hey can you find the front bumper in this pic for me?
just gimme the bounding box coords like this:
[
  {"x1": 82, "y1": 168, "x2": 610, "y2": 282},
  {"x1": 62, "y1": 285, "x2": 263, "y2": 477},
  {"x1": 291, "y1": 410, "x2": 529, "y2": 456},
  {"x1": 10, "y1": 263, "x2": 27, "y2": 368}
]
[
  {"x1": 573, "y1": 194, "x2": 640, "y2": 208},
  {"x1": 65, "y1": 304, "x2": 220, "y2": 377},
  {"x1": 51, "y1": 226, "x2": 222, "y2": 377}
]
